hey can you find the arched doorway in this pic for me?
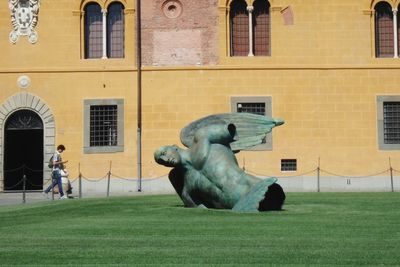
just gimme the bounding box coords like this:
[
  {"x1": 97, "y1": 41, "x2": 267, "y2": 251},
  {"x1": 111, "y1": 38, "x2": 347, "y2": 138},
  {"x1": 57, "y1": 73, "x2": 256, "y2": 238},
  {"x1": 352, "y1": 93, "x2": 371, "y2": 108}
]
[{"x1": 4, "y1": 110, "x2": 44, "y2": 191}]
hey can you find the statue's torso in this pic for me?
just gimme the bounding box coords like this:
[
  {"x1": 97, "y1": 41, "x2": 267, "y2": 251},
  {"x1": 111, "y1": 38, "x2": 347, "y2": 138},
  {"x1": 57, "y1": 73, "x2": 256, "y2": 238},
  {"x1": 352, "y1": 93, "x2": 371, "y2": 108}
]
[{"x1": 182, "y1": 143, "x2": 260, "y2": 208}]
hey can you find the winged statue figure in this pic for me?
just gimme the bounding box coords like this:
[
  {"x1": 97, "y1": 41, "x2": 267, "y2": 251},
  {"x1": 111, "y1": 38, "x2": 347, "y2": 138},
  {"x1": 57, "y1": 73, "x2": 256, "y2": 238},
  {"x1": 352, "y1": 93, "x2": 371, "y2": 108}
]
[{"x1": 154, "y1": 113, "x2": 286, "y2": 212}]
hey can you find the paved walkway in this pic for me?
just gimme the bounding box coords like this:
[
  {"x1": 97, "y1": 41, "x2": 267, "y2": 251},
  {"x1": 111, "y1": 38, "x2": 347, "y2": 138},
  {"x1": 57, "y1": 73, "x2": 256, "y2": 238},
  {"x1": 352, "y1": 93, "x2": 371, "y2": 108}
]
[{"x1": 0, "y1": 192, "x2": 50, "y2": 206}]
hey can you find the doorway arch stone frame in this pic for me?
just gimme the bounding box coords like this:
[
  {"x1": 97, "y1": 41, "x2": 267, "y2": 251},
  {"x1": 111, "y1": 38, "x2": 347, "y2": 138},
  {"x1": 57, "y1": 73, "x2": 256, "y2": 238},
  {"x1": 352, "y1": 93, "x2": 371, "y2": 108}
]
[{"x1": 0, "y1": 92, "x2": 55, "y2": 191}]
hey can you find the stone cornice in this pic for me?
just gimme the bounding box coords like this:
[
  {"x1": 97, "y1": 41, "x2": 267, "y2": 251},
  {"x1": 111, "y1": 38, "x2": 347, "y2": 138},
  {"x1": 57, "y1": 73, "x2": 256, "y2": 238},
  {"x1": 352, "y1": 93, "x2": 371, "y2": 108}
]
[{"x1": 4, "y1": 64, "x2": 400, "y2": 74}]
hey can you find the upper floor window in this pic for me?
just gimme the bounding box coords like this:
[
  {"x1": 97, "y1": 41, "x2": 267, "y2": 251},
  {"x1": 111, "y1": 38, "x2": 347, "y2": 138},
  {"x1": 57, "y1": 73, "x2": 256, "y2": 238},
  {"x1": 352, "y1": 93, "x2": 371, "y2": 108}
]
[
  {"x1": 253, "y1": 0, "x2": 270, "y2": 56},
  {"x1": 375, "y1": 2, "x2": 394, "y2": 58},
  {"x1": 230, "y1": 0, "x2": 249, "y2": 56},
  {"x1": 230, "y1": 0, "x2": 270, "y2": 57},
  {"x1": 84, "y1": 3, "x2": 103, "y2": 59},
  {"x1": 84, "y1": 2, "x2": 125, "y2": 59},
  {"x1": 107, "y1": 3, "x2": 125, "y2": 58}
]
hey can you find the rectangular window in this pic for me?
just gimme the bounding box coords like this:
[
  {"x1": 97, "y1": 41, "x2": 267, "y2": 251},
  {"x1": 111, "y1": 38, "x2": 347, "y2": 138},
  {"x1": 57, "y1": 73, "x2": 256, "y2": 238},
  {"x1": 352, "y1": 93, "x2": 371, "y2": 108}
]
[
  {"x1": 84, "y1": 99, "x2": 124, "y2": 153},
  {"x1": 90, "y1": 105, "x2": 118, "y2": 147},
  {"x1": 231, "y1": 96, "x2": 272, "y2": 150},
  {"x1": 237, "y1": 102, "x2": 265, "y2": 115},
  {"x1": 383, "y1": 102, "x2": 400, "y2": 144},
  {"x1": 281, "y1": 159, "x2": 297, "y2": 171},
  {"x1": 377, "y1": 96, "x2": 400, "y2": 150}
]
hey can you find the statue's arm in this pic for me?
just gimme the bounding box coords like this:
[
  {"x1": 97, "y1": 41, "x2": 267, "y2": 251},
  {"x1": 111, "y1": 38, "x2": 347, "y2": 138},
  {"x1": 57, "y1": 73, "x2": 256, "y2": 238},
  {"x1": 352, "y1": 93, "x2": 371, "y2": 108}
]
[{"x1": 190, "y1": 124, "x2": 235, "y2": 169}]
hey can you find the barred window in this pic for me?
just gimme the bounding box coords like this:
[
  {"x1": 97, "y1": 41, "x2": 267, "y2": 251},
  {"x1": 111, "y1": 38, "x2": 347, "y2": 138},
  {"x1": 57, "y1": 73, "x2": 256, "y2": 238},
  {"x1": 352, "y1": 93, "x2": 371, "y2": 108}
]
[
  {"x1": 90, "y1": 105, "x2": 118, "y2": 147},
  {"x1": 281, "y1": 159, "x2": 297, "y2": 172},
  {"x1": 375, "y1": 2, "x2": 394, "y2": 58},
  {"x1": 383, "y1": 102, "x2": 400, "y2": 144},
  {"x1": 230, "y1": 0, "x2": 249, "y2": 56},
  {"x1": 237, "y1": 102, "x2": 266, "y2": 116},
  {"x1": 84, "y1": 99, "x2": 124, "y2": 154},
  {"x1": 253, "y1": 0, "x2": 270, "y2": 56},
  {"x1": 107, "y1": 3, "x2": 125, "y2": 58},
  {"x1": 237, "y1": 102, "x2": 266, "y2": 144},
  {"x1": 231, "y1": 96, "x2": 272, "y2": 150},
  {"x1": 84, "y1": 3, "x2": 103, "y2": 59}
]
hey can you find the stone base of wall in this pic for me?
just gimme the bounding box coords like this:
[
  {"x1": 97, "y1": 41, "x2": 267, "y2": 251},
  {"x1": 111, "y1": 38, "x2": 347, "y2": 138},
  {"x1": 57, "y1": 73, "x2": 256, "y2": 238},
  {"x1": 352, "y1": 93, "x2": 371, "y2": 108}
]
[
  {"x1": 277, "y1": 175, "x2": 398, "y2": 192},
  {"x1": 64, "y1": 175, "x2": 399, "y2": 196}
]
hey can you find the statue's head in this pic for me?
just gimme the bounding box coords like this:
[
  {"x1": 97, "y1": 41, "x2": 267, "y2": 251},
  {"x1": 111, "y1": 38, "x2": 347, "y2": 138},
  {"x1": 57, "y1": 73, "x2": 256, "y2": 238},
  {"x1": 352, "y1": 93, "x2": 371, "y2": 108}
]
[{"x1": 154, "y1": 145, "x2": 182, "y2": 167}]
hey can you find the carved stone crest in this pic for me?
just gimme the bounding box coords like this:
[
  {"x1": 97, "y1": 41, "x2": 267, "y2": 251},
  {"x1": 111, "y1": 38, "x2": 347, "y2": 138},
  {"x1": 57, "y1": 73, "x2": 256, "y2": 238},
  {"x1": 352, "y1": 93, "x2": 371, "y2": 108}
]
[{"x1": 8, "y1": 0, "x2": 40, "y2": 44}]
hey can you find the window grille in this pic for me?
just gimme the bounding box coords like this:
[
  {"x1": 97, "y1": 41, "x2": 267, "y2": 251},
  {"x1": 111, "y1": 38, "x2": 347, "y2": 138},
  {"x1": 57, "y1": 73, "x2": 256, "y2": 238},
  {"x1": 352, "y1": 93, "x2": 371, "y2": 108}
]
[
  {"x1": 230, "y1": 0, "x2": 249, "y2": 56},
  {"x1": 90, "y1": 105, "x2": 118, "y2": 147},
  {"x1": 107, "y1": 3, "x2": 125, "y2": 58},
  {"x1": 253, "y1": 0, "x2": 270, "y2": 56},
  {"x1": 383, "y1": 102, "x2": 400, "y2": 144},
  {"x1": 281, "y1": 159, "x2": 297, "y2": 171},
  {"x1": 237, "y1": 102, "x2": 266, "y2": 143},
  {"x1": 84, "y1": 3, "x2": 103, "y2": 59},
  {"x1": 237, "y1": 102, "x2": 266, "y2": 115},
  {"x1": 375, "y1": 2, "x2": 394, "y2": 58},
  {"x1": 231, "y1": 97, "x2": 272, "y2": 150}
]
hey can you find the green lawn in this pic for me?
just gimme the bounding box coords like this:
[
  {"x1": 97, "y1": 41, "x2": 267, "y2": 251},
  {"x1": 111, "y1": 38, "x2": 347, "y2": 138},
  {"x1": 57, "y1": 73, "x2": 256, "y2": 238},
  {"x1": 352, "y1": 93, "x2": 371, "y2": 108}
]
[{"x1": 0, "y1": 193, "x2": 399, "y2": 266}]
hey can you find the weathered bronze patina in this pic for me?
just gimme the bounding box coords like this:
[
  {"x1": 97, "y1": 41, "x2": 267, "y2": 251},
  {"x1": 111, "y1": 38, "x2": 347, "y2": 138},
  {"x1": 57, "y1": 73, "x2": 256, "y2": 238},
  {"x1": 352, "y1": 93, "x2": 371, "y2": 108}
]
[{"x1": 155, "y1": 113, "x2": 285, "y2": 212}]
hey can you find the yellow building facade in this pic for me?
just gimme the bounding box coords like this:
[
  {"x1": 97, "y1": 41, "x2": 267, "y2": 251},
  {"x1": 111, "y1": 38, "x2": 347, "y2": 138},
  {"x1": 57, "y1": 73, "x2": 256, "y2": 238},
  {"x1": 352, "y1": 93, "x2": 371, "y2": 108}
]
[{"x1": 1, "y1": 0, "x2": 400, "y2": 192}]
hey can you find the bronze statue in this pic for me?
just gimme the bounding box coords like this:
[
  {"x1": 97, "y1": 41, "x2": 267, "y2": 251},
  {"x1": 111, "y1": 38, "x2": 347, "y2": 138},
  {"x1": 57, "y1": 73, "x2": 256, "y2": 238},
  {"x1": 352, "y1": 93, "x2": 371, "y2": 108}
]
[{"x1": 154, "y1": 113, "x2": 285, "y2": 212}]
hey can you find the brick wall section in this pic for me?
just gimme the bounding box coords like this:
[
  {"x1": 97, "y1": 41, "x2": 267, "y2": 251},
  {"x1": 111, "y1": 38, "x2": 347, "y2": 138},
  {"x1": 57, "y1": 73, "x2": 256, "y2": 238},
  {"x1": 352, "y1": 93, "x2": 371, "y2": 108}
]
[{"x1": 141, "y1": 0, "x2": 219, "y2": 66}]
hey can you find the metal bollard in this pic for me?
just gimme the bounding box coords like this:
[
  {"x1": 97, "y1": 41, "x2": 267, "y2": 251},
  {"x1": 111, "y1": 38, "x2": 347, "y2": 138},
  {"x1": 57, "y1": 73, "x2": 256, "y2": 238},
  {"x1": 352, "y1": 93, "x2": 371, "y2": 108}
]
[
  {"x1": 390, "y1": 167, "x2": 394, "y2": 192},
  {"x1": 106, "y1": 161, "x2": 112, "y2": 197},
  {"x1": 79, "y1": 173, "x2": 82, "y2": 199},
  {"x1": 106, "y1": 172, "x2": 111, "y2": 197},
  {"x1": 389, "y1": 158, "x2": 394, "y2": 192}
]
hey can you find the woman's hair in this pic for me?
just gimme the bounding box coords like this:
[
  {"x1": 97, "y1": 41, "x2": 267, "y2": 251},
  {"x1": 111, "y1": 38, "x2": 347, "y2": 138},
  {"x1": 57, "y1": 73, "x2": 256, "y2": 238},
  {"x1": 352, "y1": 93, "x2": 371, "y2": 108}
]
[{"x1": 57, "y1": 144, "x2": 66, "y2": 151}]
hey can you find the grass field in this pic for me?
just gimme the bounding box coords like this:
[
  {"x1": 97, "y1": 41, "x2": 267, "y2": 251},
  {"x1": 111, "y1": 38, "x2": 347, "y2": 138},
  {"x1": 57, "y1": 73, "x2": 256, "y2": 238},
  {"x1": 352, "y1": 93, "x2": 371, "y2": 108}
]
[{"x1": 0, "y1": 193, "x2": 399, "y2": 266}]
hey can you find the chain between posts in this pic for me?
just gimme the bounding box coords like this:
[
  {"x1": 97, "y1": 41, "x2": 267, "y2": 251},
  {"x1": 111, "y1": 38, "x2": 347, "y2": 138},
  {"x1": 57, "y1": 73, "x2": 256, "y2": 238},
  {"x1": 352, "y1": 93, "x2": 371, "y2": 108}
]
[{"x1": 1, "y1": 158, "x2": 399, "y2": 203}]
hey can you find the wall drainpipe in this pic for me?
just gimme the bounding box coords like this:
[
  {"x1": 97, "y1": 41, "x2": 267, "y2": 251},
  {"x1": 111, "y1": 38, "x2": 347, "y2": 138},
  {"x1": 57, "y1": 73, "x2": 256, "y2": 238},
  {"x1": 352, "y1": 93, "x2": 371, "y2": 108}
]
[{"x1": 136, "y1": 0, "x2": 142, "y2": 192}]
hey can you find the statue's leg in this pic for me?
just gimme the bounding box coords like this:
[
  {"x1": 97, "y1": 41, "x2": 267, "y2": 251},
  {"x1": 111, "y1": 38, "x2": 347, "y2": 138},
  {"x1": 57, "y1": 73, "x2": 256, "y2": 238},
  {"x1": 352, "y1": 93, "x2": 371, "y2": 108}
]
[
  {"x1": 258, "y1": 183, "x2": 286, "y2": 211},
  {"x1": 232, "y1": 178, "x2": 285, "y2": 212}
]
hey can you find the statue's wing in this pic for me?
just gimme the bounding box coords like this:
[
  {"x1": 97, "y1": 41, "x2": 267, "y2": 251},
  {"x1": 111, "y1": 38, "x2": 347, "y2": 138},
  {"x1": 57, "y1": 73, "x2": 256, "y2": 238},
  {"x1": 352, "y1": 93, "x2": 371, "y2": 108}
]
[{"x1": 180, "y1": 113, "x2": 284, "y2": 151}]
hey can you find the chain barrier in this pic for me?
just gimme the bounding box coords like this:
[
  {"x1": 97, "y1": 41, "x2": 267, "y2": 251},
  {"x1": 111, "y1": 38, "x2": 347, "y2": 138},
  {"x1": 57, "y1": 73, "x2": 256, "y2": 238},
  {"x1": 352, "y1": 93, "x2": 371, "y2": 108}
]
[
  {"x1": 4, "y1": 164, "x2": 43, "y2": 174},
  {"x1": 247, "y1": 168, "x2": 318, "y2": 179},
  {"x1": 3, "y1": 165, "x2": 25, "y2": 173},
  {"x1": 392, "y1": 168, "x2": 400, "y2": 173},
  {"x1": 23, "y1": 165, "x2": 45, "y2": 173},
  {"x1": 110, "y1": 172, "x2": 168, "y2": 182},
  {"x1": 2, "y1": 178, "x2": 24, "y2": 190},
  {"x1": 109, "y1": 172, "x2": 136, "y2": 181},
  {"x1": 246, "y1": 167, "x2": 392, "y2": 180},
  {"x1": 1, "y1": 161, "x2": 398, "y2": 203},
  {"x1": 320, "y1": 168, "x2": 390, "y2": 179},
  {"x1": 80, "y1": 173, "x2": 108, "y2": 182},
  {"x1": 25, "y1": 179, "x2": 45, "y2": 187}
]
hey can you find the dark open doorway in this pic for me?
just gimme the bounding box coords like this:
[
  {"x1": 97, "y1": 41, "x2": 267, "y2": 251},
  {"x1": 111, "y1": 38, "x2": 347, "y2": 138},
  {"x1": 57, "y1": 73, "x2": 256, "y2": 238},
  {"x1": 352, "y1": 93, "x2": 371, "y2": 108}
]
[{"x1": 4, "y1": 110, "x2": 44, "y2": 191}]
